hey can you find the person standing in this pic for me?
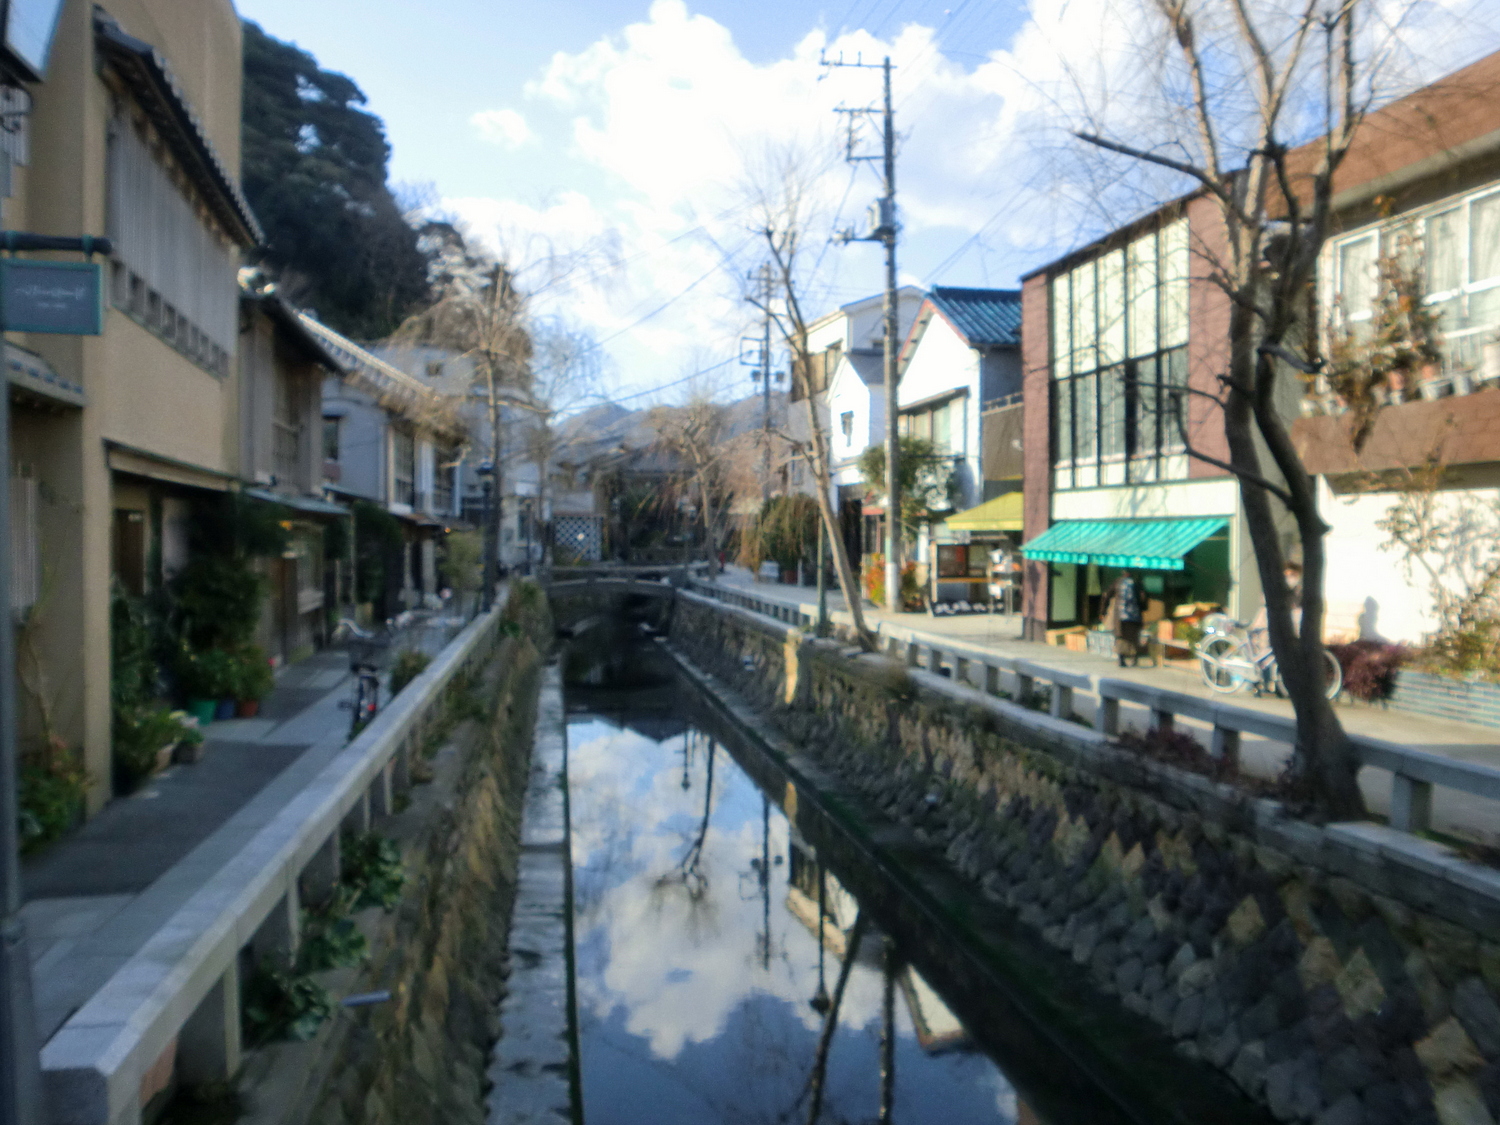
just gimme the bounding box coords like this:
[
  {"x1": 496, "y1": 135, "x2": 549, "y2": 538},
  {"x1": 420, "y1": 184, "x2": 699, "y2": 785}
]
[{"x1": 1102, "y1": 572, "x2": 1144, "y2": 667}]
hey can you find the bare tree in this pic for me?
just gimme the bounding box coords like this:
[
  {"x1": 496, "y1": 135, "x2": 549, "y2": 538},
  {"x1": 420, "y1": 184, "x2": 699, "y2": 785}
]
[
  {"x1": 741, "y1": 149, "x2": 878, "y2": 650},
  {"x1": 649, "y1": 395, "x2": 762, "y2": 575},
  {"x1": 1067, "y1": 0, "x2": 1417, "y2": 816},
  {"x1": 397, "y1": 222, "x2": 532, "y2": 602}
]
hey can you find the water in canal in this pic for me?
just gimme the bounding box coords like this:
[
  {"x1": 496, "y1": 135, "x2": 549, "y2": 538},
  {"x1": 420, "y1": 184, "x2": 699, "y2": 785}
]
[{"x1": 567, "y1": 681, "x2": 1039, "y2": 1124}]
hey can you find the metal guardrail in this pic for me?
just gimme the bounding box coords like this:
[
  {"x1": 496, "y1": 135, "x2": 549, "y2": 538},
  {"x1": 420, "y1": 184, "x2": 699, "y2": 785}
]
[
  {"x1": 41, "y1": 604, "x2": 509, "y2": 1125},
  {"x1": 687, "y1": 579, "x2": 1500, "y2": 841}
]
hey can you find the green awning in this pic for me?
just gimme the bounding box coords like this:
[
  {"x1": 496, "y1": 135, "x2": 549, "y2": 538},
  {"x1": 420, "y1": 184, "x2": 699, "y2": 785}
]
[
  {"x1": 945, "y1": 492, "x2": 1023, "y2": 531},
  {"x1": 1022, "y1": 517, "x2": 1227, "y2": 571}
]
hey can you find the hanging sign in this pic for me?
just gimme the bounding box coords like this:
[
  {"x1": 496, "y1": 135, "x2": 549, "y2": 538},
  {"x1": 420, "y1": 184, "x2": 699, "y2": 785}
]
[{"x1": 0, "y1": 259, "x2": 103, "y2": 334}]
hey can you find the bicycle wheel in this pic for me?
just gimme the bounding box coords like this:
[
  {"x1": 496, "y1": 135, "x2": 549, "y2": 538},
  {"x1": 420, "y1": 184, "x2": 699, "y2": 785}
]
[
  {"x1": 1275, "y1": 648, "x2": 1343, "y2": 701},
  {"x1": 1199, "y1": 636, "x2": 1250, "y2": 694}
]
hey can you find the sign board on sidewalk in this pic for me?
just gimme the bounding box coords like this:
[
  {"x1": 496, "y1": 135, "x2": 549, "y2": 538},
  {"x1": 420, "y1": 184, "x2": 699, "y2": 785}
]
[{"x1": 0, "y1": 259, "x2": 103, "y2": 335}]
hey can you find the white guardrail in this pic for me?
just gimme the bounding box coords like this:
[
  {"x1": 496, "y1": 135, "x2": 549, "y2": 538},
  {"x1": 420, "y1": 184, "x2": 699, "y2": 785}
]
[
  {"x1": 689, "y1": 580, "x2": 1500, "y2": 840},
  {"x1": 42, "y1": 606, "x2": 507, "y2": 1125}
]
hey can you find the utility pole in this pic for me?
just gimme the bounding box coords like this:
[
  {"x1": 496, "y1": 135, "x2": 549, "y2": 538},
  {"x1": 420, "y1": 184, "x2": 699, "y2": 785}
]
[
  {"x1": 825, "y1": 53, "x2": 900, "y2": 612},
  {"x1": 741, "y1": 262, "x2": 776, "y2": 504}
]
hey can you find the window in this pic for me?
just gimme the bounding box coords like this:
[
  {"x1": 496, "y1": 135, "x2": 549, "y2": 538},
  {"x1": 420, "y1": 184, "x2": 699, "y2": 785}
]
[
  {"x1": 1328, "y1": 186, "x2": 1500, "y2": 382},
  {"x1": 273, "y1": 369, "x2": 302, "y2": 486},
  {"x1": 840, "y1": 411, "x2": 854, "y2": 445},
  {"x1": 322, "y1": 417, "x2": 341, "y2": 463},
  {"x1": 392, "y1": 428, "x2": 415, "y2": 507},
  {"x1": 1050, "y1": 220, "x2": 1190, "y2": 488},
  {"x1": 106, "y1": 114, "x2": 236, "y2": 376}
]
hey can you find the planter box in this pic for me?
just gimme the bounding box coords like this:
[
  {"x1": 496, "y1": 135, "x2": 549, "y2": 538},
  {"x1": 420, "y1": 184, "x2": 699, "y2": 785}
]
[{"x1": 1388, "y1": 668, "x2": 1500, "y2": 729}]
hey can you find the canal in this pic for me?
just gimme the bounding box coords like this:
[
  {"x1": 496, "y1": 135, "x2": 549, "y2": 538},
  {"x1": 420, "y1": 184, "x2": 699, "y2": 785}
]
[{"x1": 564, "y1": 646, "x2": 1055, "y2": 1124}]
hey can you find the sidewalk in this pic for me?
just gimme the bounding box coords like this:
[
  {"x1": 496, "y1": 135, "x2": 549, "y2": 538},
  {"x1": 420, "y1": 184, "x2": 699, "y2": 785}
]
[
  {"x1": 21, "y1": 613, "x2": 469, "y2": 1043},
  {"x1": 703, "y1": 567, "x2": 1500, "y2": 839}
]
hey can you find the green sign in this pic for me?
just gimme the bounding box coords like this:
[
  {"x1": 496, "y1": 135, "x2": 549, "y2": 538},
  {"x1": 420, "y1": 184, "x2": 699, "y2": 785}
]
[{"x1": 0, "y1": 259, "x2": 103, "y2": 335}]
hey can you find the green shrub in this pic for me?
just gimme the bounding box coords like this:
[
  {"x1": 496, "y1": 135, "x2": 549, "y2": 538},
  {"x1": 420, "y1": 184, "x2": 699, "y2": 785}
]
[
  {"x1": 298, "y1": 909, "x2": 368, "y2": 972},
  {"x1": 19, "y1": 745, "x2": 87, "y2": 853},
  {"x1": 388, "y1": 649, "x2": 431, "y2": 697},
  {"x1": 341, "y1": 831, "x2": 405, "y2": 911},
  {"x1": 177, "y1": 647, "x2": 240, "y2": 699},
  {"x1": 114, "y1": 706, "x2": 199, "y2": 790},
  {"x1": 242, "y1": 965, "x2": 332, "y2": 1044},
  {"x1": 172, "y1": 555, "x2": 267, "y2": 652},
  {"x1": 235, "y1": 644, "x2": 275, "y2": 701}
]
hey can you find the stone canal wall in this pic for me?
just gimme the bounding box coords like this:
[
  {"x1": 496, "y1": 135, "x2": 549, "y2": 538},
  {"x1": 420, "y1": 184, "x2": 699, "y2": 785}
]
[
  {"x1": 670, "y1": 593, "x2": 1500, "y2": 1125},
  {"x1": 300, "y1": 584, "x2": 553, "y2": 1125}
]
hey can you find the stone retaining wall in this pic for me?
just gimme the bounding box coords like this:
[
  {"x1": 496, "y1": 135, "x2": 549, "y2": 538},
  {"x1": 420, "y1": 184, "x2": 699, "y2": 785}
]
[
  {"x1": 671, "y1": 595, "x2": 1500, "y2": 1125},
  {"x1": 303, "y1": 584, "x2": 552, "y2": 1125}
]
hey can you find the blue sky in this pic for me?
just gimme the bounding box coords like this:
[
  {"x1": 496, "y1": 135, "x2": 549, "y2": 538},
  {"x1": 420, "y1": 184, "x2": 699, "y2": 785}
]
[{"x1": 235, "y1": 0, "x2": 1500, "y2": 402}]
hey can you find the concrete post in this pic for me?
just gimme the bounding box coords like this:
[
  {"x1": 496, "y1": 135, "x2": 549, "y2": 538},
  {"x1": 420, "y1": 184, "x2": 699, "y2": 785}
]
[
  {"x1": 1153, "y1": 709, "x2": 1175, "y2": 734},
  {"x1": 391, "y1": 742, "x2": 411, "y2": 794},
  {"x1": 886, "y1": 635, "x2": 901, "y2": 659},
  {"x1": 343, "y1": 790, "x2": 371, "y2": 837},
  {"x1": 176, "y1": 963, "x2": 241, "y2": 1086},
  {"x1": 954, "y1": 656, "x2": 969, "y2": 686},
  {"x1": 984, "y1": 664, "x2": 1000, "y2": 695},
  {"x1": 1098, "y1": 696, "x2": 1120, "y2": 737},
  {"x1": 249, "y1": 887, "x2": 299, "y2": 969},
  {"x1": 1051, "y1": 684, "x2": 1073, "y2": 720},
  {"x1": 301, "y1": 833, "x2": 341, "y2": 907},
  {"x1": 1016, "y1": 672, "x2": 1035, "y2": 701},
  {"x1": 905, "y1": 642, "x2": 919, "y2": 668},
  {"x1": 1390, "y1": 774, "x2": 1434, "y2": 834},
  {"x1": 1211, "y1": 725, "x2": 1240, "y2": 761},
  {"x1": 369, "y1": 761, "x2": 394, "y2": 819},
  {"x1": 927, "y1": 647, "x2": 944, "y2": 675}
]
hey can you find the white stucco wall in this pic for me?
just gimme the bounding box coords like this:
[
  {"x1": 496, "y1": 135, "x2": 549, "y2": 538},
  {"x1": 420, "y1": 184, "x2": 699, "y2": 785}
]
[
  {"x1": 1315, "y1": 477, "x2": 1499, "y2": 644},
  {"x1": 899, "y1": 315, "x2": 982, "y2": 511}
]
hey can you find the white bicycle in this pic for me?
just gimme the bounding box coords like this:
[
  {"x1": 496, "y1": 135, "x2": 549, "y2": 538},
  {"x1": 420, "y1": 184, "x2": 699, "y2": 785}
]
[{"x1": 1195, "y1": 619, "x2": 1342, "y2": 700}]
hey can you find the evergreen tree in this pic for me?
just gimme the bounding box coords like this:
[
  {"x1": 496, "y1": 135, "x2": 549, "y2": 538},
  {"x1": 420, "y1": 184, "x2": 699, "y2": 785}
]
[{"x1": 241, "y1": 21, "x2": 429, "y2": 338}]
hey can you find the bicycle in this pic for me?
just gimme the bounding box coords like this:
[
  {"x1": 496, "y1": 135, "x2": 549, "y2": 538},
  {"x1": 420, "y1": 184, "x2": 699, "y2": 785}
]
[
  {"x1": 334, "y1": 619, "x2": 391, "y2": 736},
  {"x1": 1195, "y1": 619, "x2": 1342, "y2": 700}
]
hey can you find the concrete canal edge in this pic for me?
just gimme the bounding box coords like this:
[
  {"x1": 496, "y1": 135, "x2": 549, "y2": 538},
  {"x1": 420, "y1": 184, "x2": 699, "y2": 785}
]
[{"x1": 485, "y1": 663, "x2": 581, "y2": 1125}]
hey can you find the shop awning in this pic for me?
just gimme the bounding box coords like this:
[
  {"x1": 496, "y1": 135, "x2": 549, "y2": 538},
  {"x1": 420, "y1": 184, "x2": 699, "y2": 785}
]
[
  {"x1": 945, "y1": 493, "x2": 1023, "y2": 532},
  {"x1": 245, "y1": 488, "x2": 349, "y2": 518},
  {"x1": 1022, "y1": 517, "x2": 1227, "y2": 571}
]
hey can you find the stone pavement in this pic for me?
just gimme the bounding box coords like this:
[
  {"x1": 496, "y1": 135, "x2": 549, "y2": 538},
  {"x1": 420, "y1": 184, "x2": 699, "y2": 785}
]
[
  {"x1": 702, "y1": 567, "x2": 1500, "y2": 840},
  {"x1": 20, "y1": 613, "x2": 470, "y2": 1044}
]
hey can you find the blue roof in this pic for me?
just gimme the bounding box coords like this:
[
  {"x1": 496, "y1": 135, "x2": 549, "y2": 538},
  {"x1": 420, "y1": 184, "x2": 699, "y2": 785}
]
[{"x1": 928, "y1": 287, "x2": 1022, "y2": 348}]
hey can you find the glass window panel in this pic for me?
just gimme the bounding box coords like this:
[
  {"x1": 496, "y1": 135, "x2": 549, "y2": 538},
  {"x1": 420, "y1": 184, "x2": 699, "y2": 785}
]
[
  {"x1": 1161, "y1": 348, "x2": 1188, "y2": 449},
  {"x1": 1098, "y1": 250, "x2": 1126, "y2": 366},
  {"x1": 1131, "y1": 357, "x2": 1158, "y2": 458},
  {"x1": 1471, "y1": 193, "x2": 1500, "y2": 285},
  {"x1": 933, "y1": 401, "x2": 952, "y2": 451},
  {"x1": 1100, "y1": 365, "x2": 1126, "y2": 458},
  {"x1": 1468, "y1": 285, "x2": 1500, "y2": 332},
  {"x1": 1051, "y1": 274, "x2": 1071, "y2": 377},
  {"x1": 1161, "y1": 220, "x2": 1189, "y2": 347},
  {"x1": 1071, "y1": 262, "x2": 1096, "y2": 374},
  {"x1": 1426, "y1": 209, "x2": 1462, "y2": 294},
  {"x1": 1052, "y1": 377, "x2": 1072, "y2": 464},
  {"x1": 1427, "y1": 294, "x2": 1464, "y2": 335},
  {"x1": 1127, "y1": 233, "x2": 1158, "y2": 358},
  {"x1": 1338, "y1": 236, "x2": 1377, "y2": 318},
  {"x1": 1076, "y1": 371, "x2": 1097, "y2": 464}
]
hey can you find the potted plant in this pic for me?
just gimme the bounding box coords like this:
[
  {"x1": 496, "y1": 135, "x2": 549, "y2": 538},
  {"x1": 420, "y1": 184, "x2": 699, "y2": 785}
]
[
  {"x1": 178, "y1": 647, "x2": 238, "y2": 723},
  {"x1": 235, "y1": 645, "x2": 274, "y2": 717}
]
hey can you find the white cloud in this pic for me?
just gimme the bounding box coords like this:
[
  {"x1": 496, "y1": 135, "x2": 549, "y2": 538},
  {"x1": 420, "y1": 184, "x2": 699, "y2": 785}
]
[
  {"x1": 471, "y1": 107, "x2": 533, "y2": 148},
  {"x1": 442, "y1": 0, "x2": 1500, "y2": 400}
]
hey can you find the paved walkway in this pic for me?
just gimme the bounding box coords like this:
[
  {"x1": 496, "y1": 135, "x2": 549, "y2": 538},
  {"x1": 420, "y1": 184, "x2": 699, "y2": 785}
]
[
  {"x1": 21, "y1": 613, "x2": 470, "y2": 1043},
  {"x1": 701, "y1": 568, "x2": 1500, "y2": 841}
]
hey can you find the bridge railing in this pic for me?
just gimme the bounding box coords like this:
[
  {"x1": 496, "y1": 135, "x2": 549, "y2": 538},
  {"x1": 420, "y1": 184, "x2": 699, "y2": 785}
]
[
  {"x1": 685, "y1": 578, "x2": 1500, "y2": 844},
  {"x1": 42, "y1": 605, "x2": 508, "y2": 1125}
]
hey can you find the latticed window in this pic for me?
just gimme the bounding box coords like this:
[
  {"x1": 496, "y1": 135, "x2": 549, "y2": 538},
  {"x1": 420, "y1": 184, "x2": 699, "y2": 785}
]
[{"x1": 1049, "y1": 220, "x2": 1190, "y2": 491}]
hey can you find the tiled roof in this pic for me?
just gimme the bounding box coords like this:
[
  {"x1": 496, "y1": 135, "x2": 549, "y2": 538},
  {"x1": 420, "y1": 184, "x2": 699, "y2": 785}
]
[{"x1": 928, "y1": 287, "x2": 1022, "y2": 348}]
